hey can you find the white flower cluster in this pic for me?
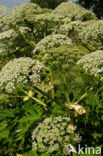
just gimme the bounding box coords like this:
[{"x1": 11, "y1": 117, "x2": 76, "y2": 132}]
[
  {"x1": 0, "y1": 27, "x2": 31, "y2": 55},
  {"x1": 19, "y1": 26, "x2": 31, "y2": 33},
  {"x1": 53, "y1": 2, "x2": 96, "y2": 21},
  {"x1": 17, "y1": 8, "x2": 53, "y2": 24},
  {"x1": 0, "y1": 29, "x2": 16, "y2": 40},
  {"x1": 0, "y1": 30, "x2": 17, "y2": 55},
  {"x1": 12, "y1": 2, "x2": 40, "y2": 14},
  {"x1": 79, "y1": 20, "x2": 103, "y2": 49},
  {"x1": 0, "y1": 27, "x2": 30, "y2": 40},
  {"x1": 32, "y1": 116, "x2": 81, "y2": 154},
  {"x1": 77, "y1": 50, "x2": 103, "y2": 76},
  {"x1": 1, "y1": 3, "x2": 40, "y2": 28},
  {"x1": 0, "y1": 57, "x2": 44, "y2": 93},
  {"x1": 33, "y1": 34, "x2": 72, "y2": 53},
  {"x1": 57, "y1": 20, "x2": 91, "y2": 36}
]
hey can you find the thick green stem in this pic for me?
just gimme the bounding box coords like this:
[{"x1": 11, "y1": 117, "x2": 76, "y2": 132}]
[
  {"x1": 21, "y1": 89, "x2": 47, "y2": 109},
  {"x1": 49, "y1": 71, "x2": 55, "y2": 105}
]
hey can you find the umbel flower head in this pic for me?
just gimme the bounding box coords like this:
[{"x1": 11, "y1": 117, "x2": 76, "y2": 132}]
[
  {"x1": 78, "y1": 20, "x2": 103, "y2": 50},
  {"x1": 53, "y1": 1, "x2": 96, "y2": 21},
  {"x1": 57, "y1": 20, "x2": 92, "y2": 36},
  {"x1": 32, "y1": 117, "x2": 81, "y2": 155},
  {"x1": 77, "y1": 50, "x2": 103, "y2": 76},
  {"x1": 33, "y1": 34, "x2": 72, "y2": 54},
  {"x1": 0, "y1": 29, "x2": 16, "y2": 40},
  {"x1": 0, "y1": 26, "x2": 34, "y2": 57},
  {"x1": 0, "y1": 57, "x2": 44, "y2": 93},
  {"x1": 0, "y1": 27, "x2": 31, "y2": 41},
  {"x1": 11, "y1": 2, "x2": 40, "y2": 14},
  {"x1": 0, "y1": 2, "x2": 40, "y2": 28}
]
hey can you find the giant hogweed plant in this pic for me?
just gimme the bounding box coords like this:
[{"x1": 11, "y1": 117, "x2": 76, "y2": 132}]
[
  {"x1": 0, "y1": 2, "x2": 103, "y2": 156},
  {"x1": 20, "y1": 90, "x2": 86, "y2": 156},
  {"x1": 17, "y1": 75, "x2": 100, "y2": 156},
  {"x1": 0, "y1": 68, "x2": 103, "y2": 155},
  {"x1": 0, "y1": 70, "x2": 91, "y2": 156}
]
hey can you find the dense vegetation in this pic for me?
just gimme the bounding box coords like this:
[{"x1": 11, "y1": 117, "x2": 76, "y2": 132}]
[{"x1": 0, "y1": 1, "x2": 103, "y2": 156}]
